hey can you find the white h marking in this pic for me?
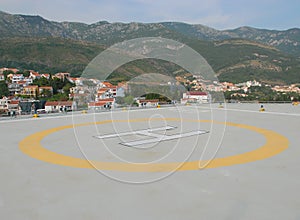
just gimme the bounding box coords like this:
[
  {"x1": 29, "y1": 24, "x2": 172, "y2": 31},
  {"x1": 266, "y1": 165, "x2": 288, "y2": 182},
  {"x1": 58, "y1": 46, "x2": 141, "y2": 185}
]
[{"x1": 94, "y1": 126, "x2": 208, "y2": 147}]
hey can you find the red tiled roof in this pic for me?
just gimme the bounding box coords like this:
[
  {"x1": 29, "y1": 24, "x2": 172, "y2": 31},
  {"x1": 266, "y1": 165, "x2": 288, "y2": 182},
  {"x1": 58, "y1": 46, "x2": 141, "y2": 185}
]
[
  {"x1": 24, "y1": 85, "x2": 38, "y2": 89},
  {"x1": 89, "y1": 102, "x2": 106, "y2": 107},
  {"x1": 89, "y1": 98, "x2": 114, "y2": 107},
  {"x1": 103, "y1": 82, "x2": 113, "y2": 87},
  {"x1": 45, "y1": 101, "x2": 73, "y2": 106},
  {"x1": 2, "y1": 68, "x2": 19, "y2": 73},
  {"x1": 45, "y1": 101, "x2": 58, "y2": 106},
  {"x1": 30, "y1": 72, "x2": 40, "y2": 76},
  {"x1": 9, "y1": 100, "x2": 20, "y2": 105},
  {"x1": 98, "y1": 98, "x2": 114, "y2": 102},
  {"x1": 98, "y1": 88, "x2": 109, "y2": 92},
  {"x1": 67, "y1": 77, "x2": 77, "y2": 81},
  {"x1": 39, "y1": 86, "x2": 53, "y2": 90},
  {"x1": 58, "y1": 101, "x2": 73, "y2": 106},
  {"x1": 56, "y1": 72, "x2": 70, "y2": 76}
]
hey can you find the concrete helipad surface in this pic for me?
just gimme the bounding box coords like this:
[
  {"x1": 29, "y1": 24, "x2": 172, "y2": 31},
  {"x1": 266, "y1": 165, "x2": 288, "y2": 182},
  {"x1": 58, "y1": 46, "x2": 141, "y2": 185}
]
[{"x1": 1, "y1": 103, "x2": 300, "y2": 220}]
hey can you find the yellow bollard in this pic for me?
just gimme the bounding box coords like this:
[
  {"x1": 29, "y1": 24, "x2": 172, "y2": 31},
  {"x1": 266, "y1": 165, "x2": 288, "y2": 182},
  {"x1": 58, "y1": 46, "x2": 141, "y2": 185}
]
[{"x1": 259, "y1": 105, "x2": 265, "y2": 112}]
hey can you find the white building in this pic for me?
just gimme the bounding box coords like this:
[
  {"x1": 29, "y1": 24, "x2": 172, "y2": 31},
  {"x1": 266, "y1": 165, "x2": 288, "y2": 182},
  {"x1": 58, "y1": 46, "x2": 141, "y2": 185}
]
[
  {"x1": 11, "y1": 74, "x2": 24, "y2": 84},
  {"x1": 182, "y1": 91, "x2": 209, "y2": 103},
  {"x1": 136, "y1": 99, "x2": 159, "y2": 108},
  {"x1": 0, "y1": 98, "x2": 20, "y2": 113},
  {"x1": 0, "y1": 97, "x2": 9, "y2": 111},
  {"x1": 29, "y1": 71, "x2": 41, "y2": 80},
  {"x1": 88, "y1": 98, "x2": 115, "y2": 110},
  {"x1": 45, "y1": 101, "x2": 76, "y2": 113}
]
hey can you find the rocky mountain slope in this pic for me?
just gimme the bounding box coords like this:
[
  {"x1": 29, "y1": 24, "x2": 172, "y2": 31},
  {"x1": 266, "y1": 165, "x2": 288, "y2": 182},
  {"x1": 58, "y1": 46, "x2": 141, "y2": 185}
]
[
  {"x1": 1, "y1": 11, "x2": 299, "y2": 84},
  {"x1": 1, "y1": 11, "x2": 300, "y2": 56}
]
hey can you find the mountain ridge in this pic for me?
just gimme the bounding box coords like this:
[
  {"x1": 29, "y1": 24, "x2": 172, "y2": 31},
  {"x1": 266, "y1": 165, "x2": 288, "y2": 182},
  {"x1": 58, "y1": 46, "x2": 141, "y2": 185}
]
[
  {"x1": 1, "y1": 11, "x2": 300, "y2": 56},
  {"x1": 0, "y1": 11, "x2": 300, "y2": 85}
]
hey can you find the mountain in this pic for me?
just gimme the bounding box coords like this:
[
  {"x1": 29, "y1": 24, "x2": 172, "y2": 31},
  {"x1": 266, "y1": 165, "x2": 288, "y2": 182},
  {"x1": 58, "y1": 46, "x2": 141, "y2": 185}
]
[
  {"x1": 2, "y1": 11, "x2": 300, "y2": 56},
  {"x1": 0, "y1": 37, "x2": 105, "y2": 74},
  {"x1": 228, "y1": 27, "x2": 300, "y2": 57},
  {"x1": 0, "y1": 11, "x2": 185, "y2": 45},
  {"x1": 163, "y1": 23, "x2": 300, "y2": 57},
  {"x1": 0, "y1": 11, "x2": 300, "y2": 85}
]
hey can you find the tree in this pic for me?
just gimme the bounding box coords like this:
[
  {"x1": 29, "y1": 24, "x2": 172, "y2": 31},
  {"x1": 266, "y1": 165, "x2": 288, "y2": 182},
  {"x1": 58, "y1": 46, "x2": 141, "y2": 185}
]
[
  {"x1": 3, "y1": 70, "x2": 13, "y2": 80},
  {"x1": 124, "y1": 95, "x2": 134, "y2": 105},
  {"x1": 62, "y1": 83, "x2": 74, "y2": 95},
  {"x1": 48, "y1": 93, "x2": 69, "y2": 101},
  {"x1": 39, "y1": 89, "x2": 52, "y2": 98},
  {"x1": 23, "y1": 71, "x2": 30, "y2": 77},
  {"x1": 33, "y1": 77, "x2": 50, "y2": 87},
  {"x1": 0, "y1": 81, "x2": 9, "y2": 97},
  {"x1": 115, "y1": 97, "x2": 125, "y2": 104}
]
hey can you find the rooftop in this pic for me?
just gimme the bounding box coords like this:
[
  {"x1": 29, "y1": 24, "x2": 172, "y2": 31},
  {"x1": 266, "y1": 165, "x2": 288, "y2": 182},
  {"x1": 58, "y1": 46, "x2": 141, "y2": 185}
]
[{"x1": 0, "y1": 104, "x2": 299, "y2": 219}]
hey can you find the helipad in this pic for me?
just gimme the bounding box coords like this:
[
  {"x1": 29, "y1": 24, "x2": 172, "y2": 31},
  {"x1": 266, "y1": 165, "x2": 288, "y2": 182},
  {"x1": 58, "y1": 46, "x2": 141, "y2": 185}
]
[{"x1": 1, "y1": 103, "x2": 299, "y2": 219}]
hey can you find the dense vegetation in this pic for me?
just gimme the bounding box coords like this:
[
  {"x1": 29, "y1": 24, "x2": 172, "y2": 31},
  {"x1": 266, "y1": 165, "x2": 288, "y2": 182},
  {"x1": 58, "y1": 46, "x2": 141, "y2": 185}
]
[
  {"x1": 1, "y1": 37, "x2": 300, "y2": 85},
  {"x1": 0, "y1": 37, "x2": 105, "y2": 76},
  {"x1": 224, "y1": 86, "x2": 300, "y2": 102},
  {"x1": 0, "y1": 81, "x2": 9, "y2": 97},
  {"x1": 0, "y1": 11, "x2": 299, "y2": 86}
]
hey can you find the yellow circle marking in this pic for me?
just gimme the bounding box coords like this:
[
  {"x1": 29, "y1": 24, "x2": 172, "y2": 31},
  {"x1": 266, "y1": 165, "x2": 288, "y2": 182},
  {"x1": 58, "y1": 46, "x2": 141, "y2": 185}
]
[{"x1": 19, "y1": 118, "x2": 289, "y2": 172}]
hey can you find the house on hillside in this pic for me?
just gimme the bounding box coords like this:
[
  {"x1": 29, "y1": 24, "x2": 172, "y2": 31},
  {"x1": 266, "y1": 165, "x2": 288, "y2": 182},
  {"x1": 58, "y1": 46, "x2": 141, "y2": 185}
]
[
  {"x1": 29, "y1": 71, "x2": 41, "y2": 80},
  {"x1": 11, "y1": 74, "x2": 24, "y2": 84},
  {"x1": 8, "y1": 83, "x2": 22, "y2": 96},
  {"x1": 54, "y1": 72, "x2": 70, "y2": 81},
  {"x1": 17, "y1": 80, "x2": 29, "y2": 88},
  {"x1": 88, "y1": 98, "x2": 115, "y2": 110},
  {"x1": 21, "y1": 85, "x2": 38, "y2": 98},
  {"x1": 39, "y1": 86, "x2": 54, "y2": 97},
  {"x1": 0, "y1": 97, "x2": 9, "y2": 112},
  {"x1": 8, "y1": 100, "x2": 20, "y2": 113},
  {"x1": 101, "y1": 82, "x2": 117, "y2": 96},
  {"x1": 41, "y1": 73, "x2": 50, "y2": 79},
  {"x1": 0, "y1": 97, "x2": 20, "y2": 114},
  {"x1": 102, "y1": 81, "x2": 113, "y2": 88},
  {"x1": 67, "y1": 77, "x2": 83, "y2": 86},
  {"x1": 0, "y1": 68, "x2": 19, "y2": 74},
  {"x1": 45, "y1": 101, "x2": 76, "y2": 113},
  {"x1": 95, "y1": 85, "x2": 118, "y2": 101}
]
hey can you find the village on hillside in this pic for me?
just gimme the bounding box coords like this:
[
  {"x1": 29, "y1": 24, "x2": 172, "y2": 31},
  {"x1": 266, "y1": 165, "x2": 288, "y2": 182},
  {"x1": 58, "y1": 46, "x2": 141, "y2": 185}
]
[{"x1": 0, "y1": 67, "x2": 300, "y2": 116}]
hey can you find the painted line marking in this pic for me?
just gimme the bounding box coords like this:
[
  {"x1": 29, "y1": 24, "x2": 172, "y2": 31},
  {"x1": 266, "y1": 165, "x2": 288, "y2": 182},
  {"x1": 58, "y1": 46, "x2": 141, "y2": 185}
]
[
  {"x1": 94, "y1": 126, "x2": 176, "y2": 139},
  {"x1": 120, "y1": 130, "x2": 209, "y2": 147},
  {"x1": 19, "y1": 118, "x2": 289, "y2": 172},
  {"x1": 95, "y1": 125, "x2": 208, "y2": 147},
  {"x1": 197, "y1": 106, "x2": 300, "y2": 117}
]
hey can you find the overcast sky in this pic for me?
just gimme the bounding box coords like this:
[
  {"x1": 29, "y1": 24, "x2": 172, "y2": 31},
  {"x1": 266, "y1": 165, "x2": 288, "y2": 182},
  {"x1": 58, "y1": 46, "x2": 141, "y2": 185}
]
[{"x1": 1, "y1": 0, "x2": 299, "y2": 30}]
